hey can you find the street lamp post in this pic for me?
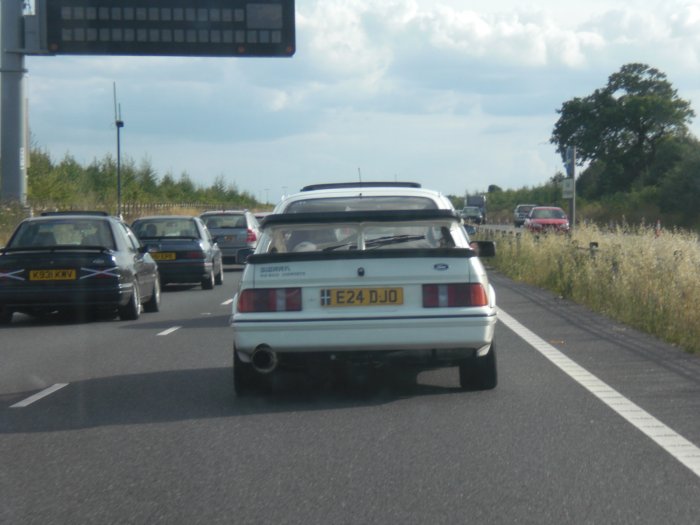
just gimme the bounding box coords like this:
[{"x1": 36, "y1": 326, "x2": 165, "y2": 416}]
[
  {"x1": 114, "y1": 83, "x2": 124, "y2": 218},
  {"x1": 565, "y1": 146, "x2": 576, "y2": 232}
]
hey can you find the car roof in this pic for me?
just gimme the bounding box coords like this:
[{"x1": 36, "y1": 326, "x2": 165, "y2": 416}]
[
  {"x1": 200, "y1": 210, "x2": 248, "y2": 215},
  {"x1": 132, "y1": 215, "x2": 198, "y2": 221},
  {"x1": 40, "y1": 210, "x2": 110, "y2": 217},
  {"x1": 276, "y1": 183, "x2": 453, "y2": 211},
  {"x1": 300, "y1": 182, "x2": 421, "y2": 191},
  {"x1": 23, "y1": 214, "x2": 115, "y2": 223}
]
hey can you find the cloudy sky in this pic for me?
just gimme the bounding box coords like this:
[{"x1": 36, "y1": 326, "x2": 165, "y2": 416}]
[{"x1": 24, "y1": 0, "x2": 700, "y2": 203}]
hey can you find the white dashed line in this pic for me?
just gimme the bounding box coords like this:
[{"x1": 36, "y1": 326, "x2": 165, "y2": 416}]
[
  {"x1": 157, "y1": 326, "x2": 181, "y2": 336},
  {"x1": 499, "y1": 308, "x2": 700, "y2": 479},
  {"x1": 11, "y1": 383, "x2": 69, "y2": 408}
]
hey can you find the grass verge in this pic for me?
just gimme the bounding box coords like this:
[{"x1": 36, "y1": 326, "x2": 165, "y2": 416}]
[{"x1": 482, "y1": 224, "x2": 700, "y2": 354}]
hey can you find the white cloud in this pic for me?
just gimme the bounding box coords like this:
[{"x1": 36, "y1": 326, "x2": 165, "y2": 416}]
[{"x1": 20, "y1": 0, "x2": 700, "y2": 202}]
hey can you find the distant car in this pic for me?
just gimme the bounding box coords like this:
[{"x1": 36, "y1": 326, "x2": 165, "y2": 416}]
[
  {"x1": 513, "y1": 204, "x2": 538, "y2": 227},
  {"x1": 0, "y1": 212, "x2": 160, "y2": 323},
  {"x1": 524, "y1": 206, "x2": 570, "y2": 233},
  {"x1": 231, "y1": 207, "x2": 498, "y2": 395},
  {"x1": 461, "y1": 206, "x2": 484, "y2": 224},
  {"x1": 199, "y1": 210, "x2": 260, "y2": 264},
  {"x1": 131, "y1": 215, "x2": 223, "y2": 289}
]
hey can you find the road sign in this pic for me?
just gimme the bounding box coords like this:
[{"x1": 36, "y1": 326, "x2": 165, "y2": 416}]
[
  {"x1": 45, "y1": 0, "x2": 295, "y2": 57},
  {"x1": 562, "y1": 178, "x2": 574, "y2": 199},
  {"x1": 564, "y1": 145, "x2": 576, "y2": 177}
]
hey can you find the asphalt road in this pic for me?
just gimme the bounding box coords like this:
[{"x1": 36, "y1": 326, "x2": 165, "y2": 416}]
[{"x1": 2, "y1": 267, "x2": 700, "y2": 524}]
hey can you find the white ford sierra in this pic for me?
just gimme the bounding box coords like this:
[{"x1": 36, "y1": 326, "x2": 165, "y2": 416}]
[{"x1": 231, "y1": 208, "x2": 498, "y2": 395}]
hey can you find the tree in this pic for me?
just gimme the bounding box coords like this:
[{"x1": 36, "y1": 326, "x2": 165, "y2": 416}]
[
  {"x1": 658, "y1": 137, "x2": 700, "y2": 227},
  {"x1": 551, "y1": 63, "x2": 695, "y2": 197}
]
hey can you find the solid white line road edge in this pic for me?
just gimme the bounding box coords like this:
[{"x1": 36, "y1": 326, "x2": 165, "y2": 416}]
[
  {"x1": 11, "y1": 383, "x2": 69, "y2": 408},
  {"x1": 499, "y1": 308, "x2": 700, "y2": 479},
  {"x1": 157, "y1": 326, "x2": 181, "y2": 336}
]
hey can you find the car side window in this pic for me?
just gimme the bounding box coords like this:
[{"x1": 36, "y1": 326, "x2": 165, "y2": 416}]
[
  {"x1": 198, "y1": 221, "x2": 213, "y2": 243},
  {"x1": 120, "y1": 223, "x2": 141, "y2": 252}
]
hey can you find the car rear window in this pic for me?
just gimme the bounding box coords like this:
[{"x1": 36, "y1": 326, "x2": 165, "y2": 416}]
[
  {"x1": 201, "y1": 214, "x2": 246, "y2": 229},
  {"x1": 531, "y1": 208, "x2": 566, "y2": 219},
  {"x1": 132, "y1": 219, "x2": 198, "y2": 238},
  {"x1": 9, "y1": 219, "x2": 115, "y2": 249},
  {"x1": 263, "y1": 219, "x2": 462, "y2": 253}
]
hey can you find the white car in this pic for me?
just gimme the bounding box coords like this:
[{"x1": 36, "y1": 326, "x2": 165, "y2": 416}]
[{"x1": 231, "y1": 207, "x2": 498, "y2": 395}]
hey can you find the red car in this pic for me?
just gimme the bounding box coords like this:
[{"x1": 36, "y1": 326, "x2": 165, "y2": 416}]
[{"x1": 524, "y1": 206, "x2": 570, "y2": 233}]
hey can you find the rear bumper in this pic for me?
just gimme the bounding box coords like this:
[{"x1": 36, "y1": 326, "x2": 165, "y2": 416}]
[
  {"x1": 219, "y1": 246, "x2": 254, "y2": 264},
  {"x1": 0, "y1": 283, "x2": 131, "y2": 310},
  {"x1": 157, "y1": 261, "x2": 212, "y2": 283},
  {"x1": 233, "y1": 310, "x2": 497, "y2": 359},
  {"x1": 245, "y1": 347, "x2": 491, "y2": 371}
]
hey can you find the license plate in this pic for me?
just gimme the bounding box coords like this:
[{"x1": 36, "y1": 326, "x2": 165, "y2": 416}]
[
  {"x1": 321, "y1": 287, "x2": 403, "y2": 307},
  {"x1": 151, "y1": 252, "x2": 176, "y2": 261},
  {"x1": 29, "y1": 269, "x2": 76, "y2": 281}
]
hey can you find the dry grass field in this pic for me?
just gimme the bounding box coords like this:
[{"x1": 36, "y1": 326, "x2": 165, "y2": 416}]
[{"x1": 484, "y1": 224, "x2": 700, "y2": 354}]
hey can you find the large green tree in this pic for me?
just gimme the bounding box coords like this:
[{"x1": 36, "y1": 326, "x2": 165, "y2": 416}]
[{"x1": 551, "y1": 63, "x2": 695, "y2": 197}]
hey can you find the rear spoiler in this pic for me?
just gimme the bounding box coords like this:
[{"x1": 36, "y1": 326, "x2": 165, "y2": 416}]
[
  {"x1": 260, "y1": 209, "x2": 460, "y2": 228},
  {"x1": 1, "y1": 245, "x2": 112, "y2": 254}
]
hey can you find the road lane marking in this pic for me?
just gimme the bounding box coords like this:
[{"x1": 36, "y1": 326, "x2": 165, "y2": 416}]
[
  {"x1": 11, "y1": 383, "x2": 69, "y2": 408},
  {"x1": 157, "y1": 326, "x2": 181, "y2": 336},
  {"x1": 499, "y1": 309, "x2": 700, "y2": 479}
]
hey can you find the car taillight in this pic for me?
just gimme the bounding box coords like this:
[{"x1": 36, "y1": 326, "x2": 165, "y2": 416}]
[
  {"x1": 422, "y1": 283, "x2": 488, "y2": 308},
  {"x1": 181, "y1": 251, "x2": 206, "y2": 259},
  {"x1": 238, "y1": 288, "x2": 302, "y2": 312},
  {"x1": 246, "y1": 229, "x2": 257, "y2": 242}
]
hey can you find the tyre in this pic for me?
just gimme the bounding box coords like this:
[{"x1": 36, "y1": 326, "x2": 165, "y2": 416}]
[
  {"x1": 215, "y1": 261, "x2": 224, "y2": 285},
  {"x1": 118, "y1": 282, "x2": 141, "y2": 321},
  {"x1": 202, "y1": 271, "x2": 215, "y2": 290},
  {"x1": 143, "y1": 276, "x2": 161, "y2": 313},
  {"x1": 459, "y1": 343, "x2": 497, "y2": 390},
  {"x1": 233, "y1": 346, "x2": 262, "y2": 396}
]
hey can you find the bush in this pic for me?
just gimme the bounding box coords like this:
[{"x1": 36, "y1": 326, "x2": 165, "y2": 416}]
[
  {"x1": 485, "y1": 225, "x2": 700, "y2": 354},
  {"x1": 0, "y1": 203, "x2": 30, "y2": 246}
]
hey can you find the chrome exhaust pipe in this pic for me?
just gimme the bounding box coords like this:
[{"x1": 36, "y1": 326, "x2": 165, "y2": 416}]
[{"x1": 251, "y1": 345, "x2": 278, "y2": 374}]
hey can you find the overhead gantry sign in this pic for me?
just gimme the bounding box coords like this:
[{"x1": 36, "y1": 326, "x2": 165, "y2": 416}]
[{"x1": 45, "y1": 0, "x2": 295, "y2": 57}]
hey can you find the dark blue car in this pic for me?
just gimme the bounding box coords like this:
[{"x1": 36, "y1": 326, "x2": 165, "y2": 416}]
[
  {"x1": 131, "y1": 215, "x2": 224, "y2": 290},
  {"x1": 0, "y1": 212, "x2": 160, "y2": 323}
]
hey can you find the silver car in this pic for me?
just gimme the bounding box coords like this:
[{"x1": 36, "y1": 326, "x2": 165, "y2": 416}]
[
  {"x1": 200, "y1": 210, "x2": 260, "y2": 264},
  {"x1": 513, "y1": 204, "x2": 538, "y2": 227}
]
